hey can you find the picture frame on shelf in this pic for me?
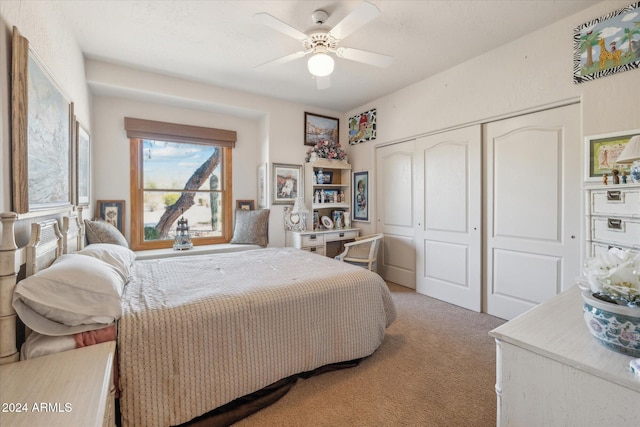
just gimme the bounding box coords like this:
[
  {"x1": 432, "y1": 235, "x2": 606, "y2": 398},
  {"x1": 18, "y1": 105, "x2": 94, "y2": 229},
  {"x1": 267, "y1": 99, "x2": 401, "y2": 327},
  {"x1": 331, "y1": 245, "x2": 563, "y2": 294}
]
[
  {"x1": 353, "y1": 171, "x2": 369, "y2": 222},
  {"x1": 312, "y1": 211, "x2": 319, "y2": 230},
  {"x1": 320, "y1": 170, "x2": 333, "y2": 184},
  {"x1": 236, "y1": 200, "x2": 254, "y2": 211},
  {"x1": 332, "y1": 209, "x2": 345, "y2": 228},
  {"x1": 323, "y1": 190, "x2": 338, "y2": 203},
  {"x1": 96, "y1": 200, "x2": 125, "y2": 233},
  {"x1": 11, "y1": 27, "x2": 73, "y2": 214},
  {"x1": 304, "y1": 112, "x2": 339, "y2": 147},
  {"x1": 272, "y1": 163, "x2": 303, "y2": 205},
  {"x1": 584, "y1": 129, "x2": 639, "y2": 183}
]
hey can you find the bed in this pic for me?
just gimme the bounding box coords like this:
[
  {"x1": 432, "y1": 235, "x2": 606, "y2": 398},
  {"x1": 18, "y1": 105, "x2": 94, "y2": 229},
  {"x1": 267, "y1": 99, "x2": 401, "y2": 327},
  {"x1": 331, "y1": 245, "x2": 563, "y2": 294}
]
[{"x1": 0, "y1": 211, "x2": 396, "y2": 427}]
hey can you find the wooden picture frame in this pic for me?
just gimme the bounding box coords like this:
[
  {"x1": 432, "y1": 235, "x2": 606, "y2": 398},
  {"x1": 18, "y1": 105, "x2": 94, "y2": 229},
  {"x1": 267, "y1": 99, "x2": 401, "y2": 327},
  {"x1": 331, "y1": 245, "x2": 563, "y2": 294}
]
[
  {"x1": 97, "y1": 200, "x2": 125, "y2": 233},
  {"x1": 304, "y1": 112, "x2": 339, "y2": 147},
  {"x1": 348, "y1": 108, "x2": 377, "y2": 145},
  {"x1": 353, "y1": 171, "x2": 369, "y2": 222},
  {"x1": 236, "y1": 200, "x2": 255, "y2": 211},
  {"x1": 584, "y1": 129, "x2": 640, "y2": 183},
  {"x1": 76, "y1": 121, "x2": 91, "y2": 206},
  {"x1": 11, "y1": 27, "x2": 73, "y2": 214},
  {"x1": 573, "y1": 2, "x2": 640, "y2": 84},
  {"x1": 272, "y1": 163, "x2": 303, "y2": 205}
]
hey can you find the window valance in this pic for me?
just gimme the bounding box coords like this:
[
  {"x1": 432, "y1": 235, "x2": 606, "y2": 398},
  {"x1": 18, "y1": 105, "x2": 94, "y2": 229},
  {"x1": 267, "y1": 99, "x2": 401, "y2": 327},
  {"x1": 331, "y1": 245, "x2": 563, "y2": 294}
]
[{"x1": 124, "y1": 117, "x2": 236, "y2": 147}]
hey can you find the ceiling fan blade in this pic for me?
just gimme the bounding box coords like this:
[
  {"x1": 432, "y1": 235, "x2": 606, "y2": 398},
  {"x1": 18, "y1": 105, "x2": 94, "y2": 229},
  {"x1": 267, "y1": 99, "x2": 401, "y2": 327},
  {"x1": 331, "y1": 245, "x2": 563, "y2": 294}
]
[
  {"x1": 329, "y1": 1, "x2": 381, "y2": 40},
  {"x1": 336, "y1": 47, "x2": 393, "y2": 68},
  {"x1": 255, "y1": 51, "x2": 307, "y2": 71},
  {"x1": 316, "y1": 75, "x2": 331, "y2": 90},
  {"x1": 253, "y1": 12, "x2": 308, "y2": 41}
]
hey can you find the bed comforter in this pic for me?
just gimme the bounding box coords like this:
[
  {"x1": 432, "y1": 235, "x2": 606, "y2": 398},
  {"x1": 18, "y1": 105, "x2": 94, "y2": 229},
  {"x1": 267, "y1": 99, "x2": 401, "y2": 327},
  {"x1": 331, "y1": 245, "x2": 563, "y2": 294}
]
[{"x1": 118, "y1": 248, "x2": 396, "y2": 427}]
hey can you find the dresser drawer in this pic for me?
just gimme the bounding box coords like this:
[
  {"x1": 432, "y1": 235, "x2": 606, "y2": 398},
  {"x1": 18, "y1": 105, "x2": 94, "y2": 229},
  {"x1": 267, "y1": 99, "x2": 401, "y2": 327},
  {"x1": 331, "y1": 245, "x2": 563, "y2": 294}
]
[
  {"x1": 301, "y1": 233, "x2": 325, "y2": 247},
  {"x1": 590, "y1": 188, "x2": 640, "y2": 217},
  {"x1": 325, "y1": 230, "x2": 358, "y2": 242},
  {"x1": 590, "y1": 241, "x2": 639, "y2": 256},
  {"x1": 302, "y1": 245, "x2": 325, "y2": 256},
  {"x1": 591, "y1": 217, "x2": 640, "y2": 247}
]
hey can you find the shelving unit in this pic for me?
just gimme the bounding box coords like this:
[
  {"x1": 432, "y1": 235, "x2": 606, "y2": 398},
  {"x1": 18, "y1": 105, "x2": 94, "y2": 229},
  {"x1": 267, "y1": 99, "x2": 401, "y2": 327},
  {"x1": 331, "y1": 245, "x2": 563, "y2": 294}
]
[{"x1": 304, "y1": 158, "x2": 352, "y2": 231}]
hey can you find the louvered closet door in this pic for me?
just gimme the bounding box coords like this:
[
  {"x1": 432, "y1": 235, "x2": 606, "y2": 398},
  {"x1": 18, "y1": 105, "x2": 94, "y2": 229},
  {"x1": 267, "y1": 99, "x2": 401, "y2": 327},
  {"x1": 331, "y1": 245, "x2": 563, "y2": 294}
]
[
  {"x1": 484, "y1": 103, "x2": 581, "y2": 320},
  {"x1": 414, "y1": 125, "x2": 482, "y2": 311}
]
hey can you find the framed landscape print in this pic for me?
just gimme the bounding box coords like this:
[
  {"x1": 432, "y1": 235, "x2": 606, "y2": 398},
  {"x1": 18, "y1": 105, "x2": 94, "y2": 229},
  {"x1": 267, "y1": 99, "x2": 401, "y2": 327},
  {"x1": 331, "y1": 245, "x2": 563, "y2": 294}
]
[
  {"x1": 353, "y1": 171, "x2": 369, "y2": 222},
  {"x1": 304, "y1": 112, "x2": 339, "y2": 147},
  {"x1": 573, "y1": 2, "x2": 640, "y2": 84},
  {"x1": 97, "y1": 200, "x2": 125, "y2": 233},
  {"x1": 585, "y1": 129, "x2": 640, "y2": 183},
  {"x1": 12, "y1": 27, "x2": 73, "y2": 214},
  {"x1": 76, "y1": 121, "x2": 91, "y2": 206},
  {"x1": 272, "y1": 163, "x2": 302, "y2": 205}
]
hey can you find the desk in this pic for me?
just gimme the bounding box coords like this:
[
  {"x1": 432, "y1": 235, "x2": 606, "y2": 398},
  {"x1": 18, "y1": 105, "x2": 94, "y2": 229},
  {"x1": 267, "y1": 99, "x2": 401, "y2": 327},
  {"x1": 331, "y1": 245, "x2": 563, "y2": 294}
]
[
  {"x1": 489, "y1": 286, "x2": 639, "y2": 426},
  {"x1": 285, "y1": 228, "x2": 359, "y2": 258},
  {"x1": 0, "y1": 342, "x2": 116, "y2": 427}
]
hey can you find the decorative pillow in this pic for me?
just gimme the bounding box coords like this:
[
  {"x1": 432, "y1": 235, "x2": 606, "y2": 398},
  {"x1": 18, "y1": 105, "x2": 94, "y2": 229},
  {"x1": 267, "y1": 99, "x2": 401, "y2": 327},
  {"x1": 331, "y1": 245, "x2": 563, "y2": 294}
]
[
  {"x1": 84, "y1": 219, "x2": 129, "y2": 248},
  {"x1": 78, "y1": 243, "x2": 136, "y2": 283},
  {"x1": 12, "y1": 254, "x2": 124, "y2": 336},
  {"x1": 230, "y1": 209, "x2": 269, "y2": 247}
]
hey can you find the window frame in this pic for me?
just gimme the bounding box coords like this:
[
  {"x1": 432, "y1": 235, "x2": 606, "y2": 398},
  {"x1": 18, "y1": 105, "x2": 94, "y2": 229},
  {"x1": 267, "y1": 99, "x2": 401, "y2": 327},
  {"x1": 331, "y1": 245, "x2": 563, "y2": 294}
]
[{"x1": 126, "y1": 118, "x2": 235, "y2": 251}]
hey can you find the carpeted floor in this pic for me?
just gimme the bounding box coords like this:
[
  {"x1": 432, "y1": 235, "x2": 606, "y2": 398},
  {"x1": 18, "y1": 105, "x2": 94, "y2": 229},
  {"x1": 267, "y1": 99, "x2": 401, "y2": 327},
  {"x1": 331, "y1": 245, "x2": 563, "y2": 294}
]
[{"x1": 234, "y1": 282, "x2": 506, "y2": 426}]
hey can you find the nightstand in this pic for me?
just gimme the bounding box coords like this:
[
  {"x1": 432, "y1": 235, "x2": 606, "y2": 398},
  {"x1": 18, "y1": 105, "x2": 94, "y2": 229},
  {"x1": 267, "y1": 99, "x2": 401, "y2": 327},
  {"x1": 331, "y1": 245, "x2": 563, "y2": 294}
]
[{"x1": 0, "y1": 341, "x2": 116, "y2": 427}]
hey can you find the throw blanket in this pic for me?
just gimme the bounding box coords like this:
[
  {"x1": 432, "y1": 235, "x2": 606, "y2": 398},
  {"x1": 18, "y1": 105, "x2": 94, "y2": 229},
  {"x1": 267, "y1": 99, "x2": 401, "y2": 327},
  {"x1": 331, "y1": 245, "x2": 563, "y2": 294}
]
[{"x1": 118, "y1": 248, "x2": 395, "y2": 427}]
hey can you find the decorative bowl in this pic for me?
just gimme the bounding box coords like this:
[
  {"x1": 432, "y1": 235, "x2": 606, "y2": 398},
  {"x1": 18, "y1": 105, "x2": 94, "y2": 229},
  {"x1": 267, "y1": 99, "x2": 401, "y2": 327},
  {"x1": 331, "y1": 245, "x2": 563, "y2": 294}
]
[{"x1": 582, "y1": 290, "x2": 640, "y2": 357}]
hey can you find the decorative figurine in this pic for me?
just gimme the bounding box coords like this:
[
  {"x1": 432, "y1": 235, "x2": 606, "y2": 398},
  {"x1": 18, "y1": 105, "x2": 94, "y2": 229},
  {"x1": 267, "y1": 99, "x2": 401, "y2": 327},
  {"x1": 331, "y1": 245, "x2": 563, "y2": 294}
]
[
  {"x1": 622, "y1": 171, "x2": 628, "y2": 184},
  {"x1": 339, "y1": 190, "x2": 345, "y2": 203},
  {"x1": 320, "y1": 189, "x2": 326, "y2": 204},
  {"x1": 314, "y1": 190, "x2": 319, "y2": 204},
  {"x1": 603, "y1": 173, "x2": 608, "y2": 185},
  {"x1": 612, "y1": 169, "x2": 620, "y2": 184}
]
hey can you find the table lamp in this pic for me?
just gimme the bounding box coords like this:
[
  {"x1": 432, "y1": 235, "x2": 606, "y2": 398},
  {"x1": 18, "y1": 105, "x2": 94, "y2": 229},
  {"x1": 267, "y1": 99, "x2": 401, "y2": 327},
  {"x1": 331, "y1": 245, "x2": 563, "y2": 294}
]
[{"x1": 616, "y1": 135, "x2": 640, "y2": 183}]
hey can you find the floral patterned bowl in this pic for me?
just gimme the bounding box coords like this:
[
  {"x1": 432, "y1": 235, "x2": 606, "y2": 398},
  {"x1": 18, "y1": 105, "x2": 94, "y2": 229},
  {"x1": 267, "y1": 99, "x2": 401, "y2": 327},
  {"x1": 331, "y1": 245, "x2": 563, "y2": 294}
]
[{"x1": 582, "y1": 290, "x2": 640, "y2": 357}]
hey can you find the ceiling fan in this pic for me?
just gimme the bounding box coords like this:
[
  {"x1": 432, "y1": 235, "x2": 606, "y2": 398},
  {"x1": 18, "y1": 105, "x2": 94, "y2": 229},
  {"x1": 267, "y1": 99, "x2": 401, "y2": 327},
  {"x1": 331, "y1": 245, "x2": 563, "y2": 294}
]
[{"x1": 254, "y1": 1, "x2": 394, "y2": 90}]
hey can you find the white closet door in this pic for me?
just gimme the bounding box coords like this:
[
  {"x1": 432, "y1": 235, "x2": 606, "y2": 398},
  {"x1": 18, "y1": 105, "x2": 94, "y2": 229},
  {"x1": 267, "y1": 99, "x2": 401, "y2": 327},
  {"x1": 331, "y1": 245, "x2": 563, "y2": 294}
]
[
  {"x1": 415, "y1": 126, "x2": 482, "y2": 311},
  {"x1": 484, "y1": 103, "x2": 581, "y2": 320},
  {"x1": 375, "y1": 140, "x2": 416, "y2": 289}
]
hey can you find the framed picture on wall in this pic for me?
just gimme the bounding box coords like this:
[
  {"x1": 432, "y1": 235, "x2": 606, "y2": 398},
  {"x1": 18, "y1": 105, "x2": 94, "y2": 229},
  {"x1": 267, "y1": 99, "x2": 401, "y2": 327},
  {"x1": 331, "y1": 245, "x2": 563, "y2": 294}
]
[
  {"x1": 11, "y1": 27, "x2": 73, "y2": 214},
  {"x1": 584, "y1": 129, "x2": 640, "y2": 183},
  {"x1": 272, "y1": 163, "x2": 303, "y2": 205},
  {"x1": 353, "y1": 171, "x2": 369, "y2": 222},
  {"x1": 236, "y1": 200, "x2": 255, "y2": 211},
  {"x1": 97, "y1": 200, "x2": 125, "y2": 233},
  {"x1": 76, "y1": 121, "x2": 91, "y2": 206},
  {"x1": 304, "y1": 112, "x2": 339, "y2": 147},
  {"x1": 348, "y1": 108, "x2": 377, "y2": 145}
]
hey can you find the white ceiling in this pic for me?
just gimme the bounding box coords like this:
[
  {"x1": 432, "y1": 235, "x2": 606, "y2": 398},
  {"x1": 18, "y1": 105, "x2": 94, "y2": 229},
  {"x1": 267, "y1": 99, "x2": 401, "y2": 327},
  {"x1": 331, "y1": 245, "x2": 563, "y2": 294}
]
[{"x1": 56, "y1": 0, "x2": 601, "y2": 112}]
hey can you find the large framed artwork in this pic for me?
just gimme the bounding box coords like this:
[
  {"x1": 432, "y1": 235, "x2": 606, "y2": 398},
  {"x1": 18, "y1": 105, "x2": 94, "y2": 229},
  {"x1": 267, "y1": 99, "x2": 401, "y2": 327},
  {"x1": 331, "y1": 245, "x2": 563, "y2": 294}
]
[
  {"x1": 573, "y1": 2, "x2": 640, "y2": 84},
  {"x1": 272, "y1": 163, "x2": 302, "y2": 205},
  {"x1": 76, "y1": 121, "x2": 91, "y2": 207},
  {"x1": 97, "y1": 200, "x2": 125, "y2": 233},
  {"x1": 348, "y1": 108, "x2": 377, "y2": 145},
  {"x1": 304, "y1": 112, "x2": 339, "y2": 147},
  {"x1": 353, "y1": 171, "x2": 369, "y2": 222},
  {"x1": 585, "y1": 129, "x2": 640, "y2": 183},
  {"x1": 11, "y1": 27, "x2": 73, "y2": 214}
]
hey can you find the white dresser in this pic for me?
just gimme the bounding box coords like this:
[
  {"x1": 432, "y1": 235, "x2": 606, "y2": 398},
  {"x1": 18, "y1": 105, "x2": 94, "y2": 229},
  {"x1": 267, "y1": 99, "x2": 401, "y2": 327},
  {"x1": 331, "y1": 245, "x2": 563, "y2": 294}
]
[
  {"x1": 0, "y1": 342, "x2": 116, "y2": 427},
  {"x1": 585, "y1": 183, "x2": 640, "y2": 256},
  {"x1": 489, "y1": 286, "x2": 640, "y2": 426},
  {"x1": 285, "y1": 228, "x2": 359, "y2": 258}
]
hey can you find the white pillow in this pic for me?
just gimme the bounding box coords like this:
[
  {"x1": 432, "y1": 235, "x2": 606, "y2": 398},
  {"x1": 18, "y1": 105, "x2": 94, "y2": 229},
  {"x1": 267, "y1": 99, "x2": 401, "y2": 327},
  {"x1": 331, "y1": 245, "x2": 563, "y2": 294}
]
[
  {"x1": 78, "y1": 243, "x2": 136, "y2": 283},
  {"x1": 13, "y1": 254, "x2": 124, "y2": 336}
]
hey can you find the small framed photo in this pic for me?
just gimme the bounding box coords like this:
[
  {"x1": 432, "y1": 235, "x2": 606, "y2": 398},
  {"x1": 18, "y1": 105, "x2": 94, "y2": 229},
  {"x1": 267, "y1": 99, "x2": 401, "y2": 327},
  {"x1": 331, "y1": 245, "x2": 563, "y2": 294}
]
[
  {"x1": 236, "y1": 199, "x2": 255, "y2": 211},
  {"x1": 97, "y1": 200, "x2": 125, "y2": 233},
  {"x1": 353, "y1": 171, "x2": 369, "y2": 222},
  {"x1": 272, "y1": 163, "x2": 303, "y2": 205},
  {"x1": 322, "y1": 171, "x2": 333, "y2": 184},
  {"x1": 304, "y1": 112, "x2": 339, "y2": 147},
  {"x1": 585, "y1": 129, "x2": 640, "y2": 183}
]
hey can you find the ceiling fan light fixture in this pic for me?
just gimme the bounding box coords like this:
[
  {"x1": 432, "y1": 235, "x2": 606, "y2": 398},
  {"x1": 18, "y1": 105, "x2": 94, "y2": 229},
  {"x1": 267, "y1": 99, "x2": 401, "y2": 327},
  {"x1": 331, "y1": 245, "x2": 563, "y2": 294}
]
[{"x1": 307, "y1": 52, "x2": 334, "y2": 77}]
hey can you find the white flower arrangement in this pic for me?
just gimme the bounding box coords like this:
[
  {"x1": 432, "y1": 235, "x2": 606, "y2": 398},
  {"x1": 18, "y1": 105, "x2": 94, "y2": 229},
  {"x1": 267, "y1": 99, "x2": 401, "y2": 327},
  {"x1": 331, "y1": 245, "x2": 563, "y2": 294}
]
[{"x1": 577, "y1": 248, "x2": 640, "y2": 307}]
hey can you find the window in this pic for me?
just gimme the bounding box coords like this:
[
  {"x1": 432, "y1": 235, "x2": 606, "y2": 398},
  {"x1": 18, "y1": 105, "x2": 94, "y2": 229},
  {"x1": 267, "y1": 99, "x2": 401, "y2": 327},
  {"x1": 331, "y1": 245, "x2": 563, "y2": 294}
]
[{"x1": 126, "y1": 118, "x2": 235, "y2": 250}]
